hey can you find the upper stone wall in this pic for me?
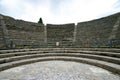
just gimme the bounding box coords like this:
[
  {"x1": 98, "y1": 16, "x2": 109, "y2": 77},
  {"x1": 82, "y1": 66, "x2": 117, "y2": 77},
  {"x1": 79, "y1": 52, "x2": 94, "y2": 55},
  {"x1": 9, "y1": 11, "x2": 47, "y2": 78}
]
[
  {"x1": 47, "y1": 23, "x2": 75, "y2": 42},
  {"x1": 115, "y1": 16, "x2": 120, "y2": 39},
  {"x1": 0, "y1": 12, "x2": 120, "y2": 48},
  {"x1": 0, "y1": 25, "x2": 3, "y2": 39},
  {"x1": 76, "y1": 13, "x2": 120, "y2": 41},
  {"x1": 0, "y1": 14, "x2": 45, "y2": 45},
  {"x1": 0, "y1": 14, "x2": 44, "y2": 31}
]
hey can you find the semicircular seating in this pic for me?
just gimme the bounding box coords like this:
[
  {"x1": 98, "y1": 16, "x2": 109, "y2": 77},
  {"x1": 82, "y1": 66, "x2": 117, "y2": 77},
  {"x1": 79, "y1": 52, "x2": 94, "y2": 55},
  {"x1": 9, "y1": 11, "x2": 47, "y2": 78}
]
[{"x1": 0, "y1": 48, "x2": 120, "y2": 75}]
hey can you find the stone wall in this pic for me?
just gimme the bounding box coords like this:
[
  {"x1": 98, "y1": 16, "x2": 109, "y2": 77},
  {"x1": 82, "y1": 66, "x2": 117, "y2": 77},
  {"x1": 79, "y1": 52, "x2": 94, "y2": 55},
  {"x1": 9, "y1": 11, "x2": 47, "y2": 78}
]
[
  {"x1": 47, "y1": 23, "x2": 75, "y2": 42},
  {"x1": 0, "y1": 14, "x2": 45, "y2": 48},
  {"x1": 0, "y1": 25, "x2": 3, "y2": 39},
  {"x1": 7, "y1": 21, "x2": 45, "y2": 41},
  {"x1": 75, "y1": 13, "x2": 120, "y2": 47},
  {"x1": 0, "y1": 12, "x2": 120, "y2": 48},
  {"x1": 0, "y1": 25, "x2": 4, "y2": 48},
  {"x1": 116, "y1": 17, "x2": 120, "y2": 39},
  {"x1": 76, "y1": 13, "x2": 120, "y2": 41}
]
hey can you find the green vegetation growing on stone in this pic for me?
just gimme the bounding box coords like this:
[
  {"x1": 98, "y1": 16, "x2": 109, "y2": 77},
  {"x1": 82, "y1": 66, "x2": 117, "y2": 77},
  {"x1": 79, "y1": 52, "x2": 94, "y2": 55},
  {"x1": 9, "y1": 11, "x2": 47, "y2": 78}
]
[{"x1": 38, "y1": 17, "x2": 43, "y2": 24}]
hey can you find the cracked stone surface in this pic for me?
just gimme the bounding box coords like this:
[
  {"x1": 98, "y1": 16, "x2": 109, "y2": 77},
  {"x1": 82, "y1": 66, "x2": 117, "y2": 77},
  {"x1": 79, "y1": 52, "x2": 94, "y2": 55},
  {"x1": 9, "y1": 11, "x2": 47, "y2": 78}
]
[{"x1": 0, "y1": 61, "x2": 120, "y2": 80}]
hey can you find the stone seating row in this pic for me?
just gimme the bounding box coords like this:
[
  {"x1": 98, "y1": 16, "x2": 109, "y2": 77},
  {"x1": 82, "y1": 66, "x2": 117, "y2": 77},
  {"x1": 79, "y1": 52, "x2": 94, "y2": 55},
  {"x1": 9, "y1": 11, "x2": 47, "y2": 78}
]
[{"x1": 0, "y1": 48, "x2": 120, "y2": 74}]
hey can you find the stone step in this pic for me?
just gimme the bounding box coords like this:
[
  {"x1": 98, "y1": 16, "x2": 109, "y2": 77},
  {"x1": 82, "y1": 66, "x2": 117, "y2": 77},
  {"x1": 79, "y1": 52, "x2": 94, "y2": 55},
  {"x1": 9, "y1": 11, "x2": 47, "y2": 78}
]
[
  {"x1": 0, "y1": 48, "x2": 61, "y2": 54},
  {"x1": 32, "y1": 48, "x2": 120, "y2": 53},
  {"x1": 70, "y1": 48, "x2": 120, "y2": 53},
  {"x1": 0, "y1": 53, "x2": 120, "y2": 65},
  {"x1": 0, "y1": 48, "x2": 40, "y2": 54},
  {"x1": 48, "y1": 50, "x2": 120, "y2": 58},
  {"x1": 0, "y1": 51, "x2": 45, "y2": 58},
  {"x1": 0, "y1": 50, "x2": 119, "y2": 59},
  {"x1": 0, "y1": 56, "x2": 120, "y2": 74},
  {"x1": 0, "y1": 48, "x2": 120, "y2": 54},
  {"x1": 72, "y1": 50, "x2": 120, "y2": 58}
]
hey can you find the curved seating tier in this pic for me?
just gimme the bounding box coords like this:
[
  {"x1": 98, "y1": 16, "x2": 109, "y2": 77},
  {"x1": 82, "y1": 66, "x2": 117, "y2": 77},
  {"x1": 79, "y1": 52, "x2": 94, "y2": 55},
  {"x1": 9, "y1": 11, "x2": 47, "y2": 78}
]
[{"x1": 0, "y1": 48, "x2": 120, "y2": 75}]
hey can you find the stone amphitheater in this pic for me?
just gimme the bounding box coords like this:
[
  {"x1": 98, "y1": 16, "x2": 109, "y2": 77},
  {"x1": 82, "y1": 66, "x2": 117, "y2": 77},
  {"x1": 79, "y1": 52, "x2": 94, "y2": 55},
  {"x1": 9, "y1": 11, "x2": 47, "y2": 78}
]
[{"x1": 0, "y1": 13, "x2": 120, "y2": 80}]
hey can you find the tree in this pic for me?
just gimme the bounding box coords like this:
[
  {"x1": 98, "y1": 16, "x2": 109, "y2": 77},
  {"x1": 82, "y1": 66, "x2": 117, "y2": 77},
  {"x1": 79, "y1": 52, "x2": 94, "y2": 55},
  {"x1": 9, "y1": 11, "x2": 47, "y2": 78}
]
[{"x1": 38, "y1": 17, "x2": 43, "y2": 24}]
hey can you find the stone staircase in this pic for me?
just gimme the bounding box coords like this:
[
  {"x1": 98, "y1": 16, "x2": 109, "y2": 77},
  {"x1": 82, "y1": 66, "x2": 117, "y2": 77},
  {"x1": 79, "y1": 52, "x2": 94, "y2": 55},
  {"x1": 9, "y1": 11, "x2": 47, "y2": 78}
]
[{"x1": 0, "y1": 48, "x2": 120, "y2": 75}]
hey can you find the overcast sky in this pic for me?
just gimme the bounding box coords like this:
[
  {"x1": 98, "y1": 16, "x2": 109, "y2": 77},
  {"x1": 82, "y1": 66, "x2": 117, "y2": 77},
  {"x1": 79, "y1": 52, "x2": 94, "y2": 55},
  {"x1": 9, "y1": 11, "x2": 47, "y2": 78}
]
[{"x1": 0, "y1": 0, "x2": 120, "y2": 24}]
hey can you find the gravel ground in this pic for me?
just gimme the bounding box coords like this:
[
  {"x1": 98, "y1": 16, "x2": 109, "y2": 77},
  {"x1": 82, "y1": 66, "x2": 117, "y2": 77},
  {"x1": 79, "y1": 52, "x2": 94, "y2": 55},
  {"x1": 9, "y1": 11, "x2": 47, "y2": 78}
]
[{"x1": 0, "y1": 61, "x2": 120, "y2": 80}]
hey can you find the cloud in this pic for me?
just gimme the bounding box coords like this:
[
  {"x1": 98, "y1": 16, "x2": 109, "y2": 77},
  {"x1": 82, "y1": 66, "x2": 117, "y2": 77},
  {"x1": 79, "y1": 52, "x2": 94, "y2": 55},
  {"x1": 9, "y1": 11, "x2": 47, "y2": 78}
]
[
  {"x1": 57, "y1": 0, "x2": 120, "y2": 23},
  {"x1": 0, "y1": 0, "x2": 25, "y2": 16},
  {"x1": 0, "y1": 0, "x2": 120, "y2": 24}
]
